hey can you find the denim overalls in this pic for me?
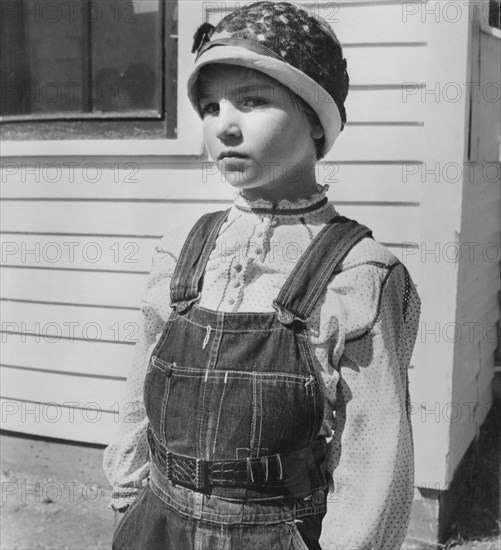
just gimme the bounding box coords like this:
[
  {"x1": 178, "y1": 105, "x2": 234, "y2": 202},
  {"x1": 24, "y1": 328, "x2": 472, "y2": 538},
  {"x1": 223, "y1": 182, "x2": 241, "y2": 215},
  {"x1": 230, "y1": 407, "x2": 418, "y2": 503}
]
[{"x1": 113, "y1": 210, "x2": 371, "y2": 550}]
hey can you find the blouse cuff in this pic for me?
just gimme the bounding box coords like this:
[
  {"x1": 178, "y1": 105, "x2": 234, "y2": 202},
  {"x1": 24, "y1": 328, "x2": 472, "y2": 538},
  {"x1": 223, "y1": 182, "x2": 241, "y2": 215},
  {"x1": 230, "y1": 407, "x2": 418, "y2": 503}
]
[{"x1": 109, "y1": 479, "x2": 148, "y2": 512}]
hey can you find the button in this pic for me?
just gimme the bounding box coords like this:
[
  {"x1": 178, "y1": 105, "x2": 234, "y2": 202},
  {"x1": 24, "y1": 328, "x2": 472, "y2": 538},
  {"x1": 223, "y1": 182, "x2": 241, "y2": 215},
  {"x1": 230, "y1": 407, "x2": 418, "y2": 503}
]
[
  {"x1": 256, "y1": 230, "x2": 263, "y2": 238},
  {"x1": 277, "y1": 310, "x2": 294, "y2": 324},
  {"x1": 311, "y1": 490, "x2": 326, "y2": 505},
  {"x1": 233, "y1": 281, "x2": 241, "y2": 288},
  {"x1": 228, "y1": 298, "x2": 235, "y2": 306},
  {"x1": 234, "y1": 264, "x2": 242, "y2": 272}
]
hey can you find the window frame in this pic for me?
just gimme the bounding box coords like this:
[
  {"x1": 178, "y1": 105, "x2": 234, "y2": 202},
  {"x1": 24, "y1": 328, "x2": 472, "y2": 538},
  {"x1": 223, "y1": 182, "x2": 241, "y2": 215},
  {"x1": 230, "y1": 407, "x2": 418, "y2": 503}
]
[{"x1": 1, "y1": 1, "x2": 204, "y2": 157}]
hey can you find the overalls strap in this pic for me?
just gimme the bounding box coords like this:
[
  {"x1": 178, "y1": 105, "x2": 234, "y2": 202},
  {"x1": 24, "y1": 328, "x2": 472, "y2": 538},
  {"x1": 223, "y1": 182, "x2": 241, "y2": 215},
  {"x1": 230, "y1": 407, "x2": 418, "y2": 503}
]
[
  {"x1": 170, "y1": 209, "x2": 230, "y2": 312},
  {"x1": 273, "y1": 216, "x2": 372, "y2": 323}
]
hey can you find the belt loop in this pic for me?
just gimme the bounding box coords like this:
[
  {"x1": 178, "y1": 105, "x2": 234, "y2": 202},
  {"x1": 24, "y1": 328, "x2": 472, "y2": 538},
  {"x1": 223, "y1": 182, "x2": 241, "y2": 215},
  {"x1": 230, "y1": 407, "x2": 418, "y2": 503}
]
[
  {"x1": 276, "y1": 453, "x2": 283, "y2": 481},
  {"x1": 247, "y1": 457, "x2": 255, "y2": 483},
  {"x1": 261, "y1": 456, "x2": 269, "y2": 482}
]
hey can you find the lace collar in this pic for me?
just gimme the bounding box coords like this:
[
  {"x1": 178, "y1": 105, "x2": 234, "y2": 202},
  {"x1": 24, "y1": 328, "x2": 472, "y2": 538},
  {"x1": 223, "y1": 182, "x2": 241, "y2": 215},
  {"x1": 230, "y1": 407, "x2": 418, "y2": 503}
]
[{"x1": 233, "y1": 185, "x2": 330, "y2": 215}]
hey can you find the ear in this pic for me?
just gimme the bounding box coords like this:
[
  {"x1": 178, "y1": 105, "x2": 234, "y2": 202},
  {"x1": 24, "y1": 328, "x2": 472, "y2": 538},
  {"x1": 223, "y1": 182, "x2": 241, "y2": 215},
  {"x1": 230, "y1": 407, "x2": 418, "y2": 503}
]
[{"x1": 311, "y1": 122, "x2": 324, "y2": 140}]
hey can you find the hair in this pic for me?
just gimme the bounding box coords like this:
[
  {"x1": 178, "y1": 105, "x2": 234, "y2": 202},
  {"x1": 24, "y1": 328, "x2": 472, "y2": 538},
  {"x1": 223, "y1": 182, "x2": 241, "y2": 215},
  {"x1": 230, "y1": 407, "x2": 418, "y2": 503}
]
[{"x1": 284, "y1": 91, "x2": 325, "y2": 161}]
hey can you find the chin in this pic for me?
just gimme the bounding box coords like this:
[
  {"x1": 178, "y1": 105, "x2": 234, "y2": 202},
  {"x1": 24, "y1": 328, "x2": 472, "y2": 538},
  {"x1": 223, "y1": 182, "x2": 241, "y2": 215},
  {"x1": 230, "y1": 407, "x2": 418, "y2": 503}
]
[{"x1": 220, "y1": 171, "x2": 269, "y2": 190}]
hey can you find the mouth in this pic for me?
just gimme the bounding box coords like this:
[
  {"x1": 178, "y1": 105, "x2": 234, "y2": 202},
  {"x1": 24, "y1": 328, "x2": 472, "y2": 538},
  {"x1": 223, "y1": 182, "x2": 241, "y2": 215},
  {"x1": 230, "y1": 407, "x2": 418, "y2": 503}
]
[{"x1": 218, "y1": 151, "x2": 249, "y2": 161}]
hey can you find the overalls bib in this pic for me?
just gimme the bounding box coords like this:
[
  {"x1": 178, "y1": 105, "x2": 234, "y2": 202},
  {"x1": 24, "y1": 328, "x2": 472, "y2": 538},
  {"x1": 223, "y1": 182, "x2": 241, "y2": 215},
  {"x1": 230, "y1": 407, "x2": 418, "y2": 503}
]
[{"x1": 113, "y1": 211, "x2": 371, "y2": 550}]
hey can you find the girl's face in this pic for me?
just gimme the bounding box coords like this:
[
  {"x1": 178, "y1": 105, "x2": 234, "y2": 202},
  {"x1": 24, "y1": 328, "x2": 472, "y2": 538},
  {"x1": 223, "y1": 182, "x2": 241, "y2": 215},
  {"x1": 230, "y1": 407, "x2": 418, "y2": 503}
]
[{"x1": 198, "y1": 64, "x2": 323, "y2": 201}]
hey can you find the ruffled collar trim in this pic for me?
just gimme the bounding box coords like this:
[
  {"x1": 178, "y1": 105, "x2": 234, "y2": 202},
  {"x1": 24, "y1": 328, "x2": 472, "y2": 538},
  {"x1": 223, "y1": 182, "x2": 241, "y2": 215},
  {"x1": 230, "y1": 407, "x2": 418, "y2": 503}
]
[{"x1": 233, "y1": 185, "x2": 330, "y2": 215}]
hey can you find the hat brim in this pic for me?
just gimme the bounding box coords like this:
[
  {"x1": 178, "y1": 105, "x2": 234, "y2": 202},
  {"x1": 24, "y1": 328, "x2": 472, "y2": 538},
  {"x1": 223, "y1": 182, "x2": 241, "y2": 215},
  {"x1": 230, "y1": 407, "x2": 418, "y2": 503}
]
[{"x1": 187, "y1": 46, "x2": 342, "y2": 156}]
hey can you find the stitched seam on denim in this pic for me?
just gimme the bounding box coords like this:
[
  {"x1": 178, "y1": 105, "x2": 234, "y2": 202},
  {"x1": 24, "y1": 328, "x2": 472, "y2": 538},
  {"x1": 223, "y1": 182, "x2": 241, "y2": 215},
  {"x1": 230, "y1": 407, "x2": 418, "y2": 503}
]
[
  {"x1": 195, "y1": 304, "x2": 280, "y2": 318},
  {"x1": 290, "y1": 521, "x2": 311, "y2": 550},
  {"x1": 298, "y1": 337, "x2": 318, "y2": 441},
  {"x1": 112, "y1": 484, "x2": 149, "y2": 539},
  {"x1": 344, "y1": 262, "x2": 400, "y2": 344},
  {"x1": 295, "y1": 226, "x2": 363, "y2": 317},
  {"x1": 147, "y1": 312, "x2": 177, "y2": 379},
  {"x1": 171, "y1": 210, "x2": 229, "y2": 304},
  {"x1": 171, "y1": 213, "x2": 212, "y2": 304},
  {"x1": 206, "y1": 313, "x2": 224, "y2": 371},
  {"x1": 192, "y1": 210, "x2": 230, "y2": 300},
  {"x1": 297, "y1": 336, "x2": 321, "y2": 442},
  {"x1": 198, "y1": 368, "x2": 210, "y2": 458},
  {"x1": 250, "y1": 375, "x2": 257, "y2": 456},
  {"x1": 164, "y1": 371, "x2": 313, "y2": 382},
  {"x1": 276, "y1": 218, "x2": 340, "y2": 307},
  {"x1": 178, "y1": 317, "x2": 285, "y2": 332},
  {"x1": 279, "y1": 216, "x2": 349, "y2": 305},
  {"x1": 211, "y1": 376, "x2": 228, "y2": 460},
  {"x1": 188, "y1": 211, "x2": 227, "y2": 299},
  {"x1": 151, "y1": 466, "x2": 327, "y2": 521},
  {"x1": 256, "y1": 378, "x2": 263, "y2": 456},
  {"x1": 298, "y1": 225, "x2": 371, "y2": 319},
  {"x1": 159, "y1": 374, "x2": 171, "y2": 448},
  {"x1": 150, "y1": 479, "x2": 324, "y2": 523}
]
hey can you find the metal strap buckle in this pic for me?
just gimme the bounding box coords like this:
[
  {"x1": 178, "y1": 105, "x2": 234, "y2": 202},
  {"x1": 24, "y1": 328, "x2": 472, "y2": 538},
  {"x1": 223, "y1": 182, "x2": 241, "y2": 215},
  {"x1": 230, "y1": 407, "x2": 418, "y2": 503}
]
[
  {"x1": 272, "y1": 302, "x2": 307, "y2": 325},
  {"x1": 171, "y1": 293, "x2": 201, "y2": 314}
]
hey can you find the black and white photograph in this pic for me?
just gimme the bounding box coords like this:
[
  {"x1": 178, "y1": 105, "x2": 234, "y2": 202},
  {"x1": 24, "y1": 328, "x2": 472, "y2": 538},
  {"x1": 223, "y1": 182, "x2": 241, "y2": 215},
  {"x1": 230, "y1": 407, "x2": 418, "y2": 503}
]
[{"x1": 1, "y1": 1, "x2": 500, "y2": 549}]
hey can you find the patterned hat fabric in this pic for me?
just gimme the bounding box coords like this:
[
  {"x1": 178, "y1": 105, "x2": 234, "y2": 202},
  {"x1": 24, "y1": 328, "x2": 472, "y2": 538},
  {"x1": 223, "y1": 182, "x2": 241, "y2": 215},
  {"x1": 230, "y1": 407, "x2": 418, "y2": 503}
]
[{"x1": 187, "y1": 1, "x2": 349, "y2": 156}]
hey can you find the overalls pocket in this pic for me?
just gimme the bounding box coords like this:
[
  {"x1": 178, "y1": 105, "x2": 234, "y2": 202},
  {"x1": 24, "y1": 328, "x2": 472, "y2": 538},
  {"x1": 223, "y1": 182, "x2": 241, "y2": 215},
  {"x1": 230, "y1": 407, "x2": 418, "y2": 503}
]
[
  {"x1": 148, "y1": 362, "x2": 320, "y2": 460},
  {"x1": 112, "y1": 482, "x2": 149, "y2": 539}
]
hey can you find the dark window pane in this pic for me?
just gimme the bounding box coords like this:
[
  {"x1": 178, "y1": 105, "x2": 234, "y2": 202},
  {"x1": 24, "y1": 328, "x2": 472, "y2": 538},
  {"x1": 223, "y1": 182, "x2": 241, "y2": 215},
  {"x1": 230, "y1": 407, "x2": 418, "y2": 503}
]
[
  {"x1": 489, "y1": 1, "x2": 501, "y2": 30},
  {"x1": 1, "y1": 0, "x2": 86, "y2": 116},
  {"x1": 91, "y1": 0, "x2": 163, "y2": 115},
  {"x1": 0, "y1": 0, "x2": 172, "y2": 124}
]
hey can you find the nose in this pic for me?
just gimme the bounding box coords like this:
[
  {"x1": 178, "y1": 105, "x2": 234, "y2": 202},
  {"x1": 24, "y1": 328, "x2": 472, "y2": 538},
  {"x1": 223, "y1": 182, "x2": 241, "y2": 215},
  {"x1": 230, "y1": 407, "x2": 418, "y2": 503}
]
[{"x1": 215, "y1": 100, "x2": 241, "y2": 140}]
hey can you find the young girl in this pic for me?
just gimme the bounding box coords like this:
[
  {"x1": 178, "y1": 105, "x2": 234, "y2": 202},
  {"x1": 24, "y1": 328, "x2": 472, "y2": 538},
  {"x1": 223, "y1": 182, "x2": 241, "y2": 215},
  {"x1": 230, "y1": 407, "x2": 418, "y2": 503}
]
[{"x1": 103, "y1": 2, "x2": 420, "y2": 549}]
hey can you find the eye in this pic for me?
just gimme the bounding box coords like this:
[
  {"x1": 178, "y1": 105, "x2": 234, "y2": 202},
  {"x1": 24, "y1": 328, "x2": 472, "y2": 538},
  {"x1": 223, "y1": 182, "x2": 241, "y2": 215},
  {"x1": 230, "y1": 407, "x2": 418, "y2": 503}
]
[
  {"x1": 242, "y1": 96, "x2": 269, "y2": 108},
  {"x1": 200, "y1": 102, "x2": 219, "y2": 116}
]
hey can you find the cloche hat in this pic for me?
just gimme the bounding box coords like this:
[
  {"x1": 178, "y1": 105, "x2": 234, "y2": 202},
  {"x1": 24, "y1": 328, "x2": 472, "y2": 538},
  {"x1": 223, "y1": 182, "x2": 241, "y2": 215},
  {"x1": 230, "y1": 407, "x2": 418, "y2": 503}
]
[{"x1": 187, "y1": 1, "x2": 349, "y2": 156}]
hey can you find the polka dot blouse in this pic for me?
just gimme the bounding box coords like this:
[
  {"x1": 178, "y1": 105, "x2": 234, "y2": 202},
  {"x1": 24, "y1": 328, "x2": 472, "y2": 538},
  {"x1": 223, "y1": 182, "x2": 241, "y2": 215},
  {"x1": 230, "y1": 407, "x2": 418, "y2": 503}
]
[{"x1": 103, "y1": 184, "x2": 420, "y2": 550}]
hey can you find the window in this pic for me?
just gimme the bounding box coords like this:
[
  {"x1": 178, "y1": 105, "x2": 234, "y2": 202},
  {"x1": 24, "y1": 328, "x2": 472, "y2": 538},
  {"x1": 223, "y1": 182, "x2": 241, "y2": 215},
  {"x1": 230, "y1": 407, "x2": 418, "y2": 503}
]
[
  {"x1": 0, "y1": 0, "x2": 204, "y2": 155},
  {"x1": 489, "y1": 1, "x2": 501, "y2": 30}
]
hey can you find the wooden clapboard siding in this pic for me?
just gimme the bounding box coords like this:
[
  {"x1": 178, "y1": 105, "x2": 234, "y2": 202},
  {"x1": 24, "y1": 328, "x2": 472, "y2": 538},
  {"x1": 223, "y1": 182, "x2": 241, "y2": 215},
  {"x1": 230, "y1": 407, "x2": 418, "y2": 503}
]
[
  {"x1": 1, "y1": 200, "x2": 420, "y2": 245},
  {"x1": 2, "y1": 301, "x2": 137, "y2": 344},
  {"x1": 0, "y1": 398, "x2": 118, "y2": 444},
  {"x1": 1, "y1": 0, "x2": 429, "y2": 449},
  {"x1": 446, "y1": 17, "x2": 501, "y2": 484},
  {"x1": 411, "y1": 2, "x2": 472, "y2": 488},
  {"x1": 346, "y1": 88, "x2": 426, "y2": 123},
  {"x1": 2, "y1": 334, "x2": 132, "y2": 379},
  {"x1": 2, "y1": 368, "x2": 123, "y2": 410},
  {"x1": 0, "y1": 163, "x2": 422, "y2": 202},
  {"x1": 0, "y1": 235, "x2": 155, "y2": 272},
  {"x1": 1, "y1": 269, "x2": 146, "y2": 308}
]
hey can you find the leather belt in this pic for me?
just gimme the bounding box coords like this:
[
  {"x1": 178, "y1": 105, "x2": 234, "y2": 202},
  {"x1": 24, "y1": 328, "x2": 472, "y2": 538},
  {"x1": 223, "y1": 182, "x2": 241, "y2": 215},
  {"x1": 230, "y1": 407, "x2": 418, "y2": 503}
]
[{"x1": 147, "y1": 426, "x2": 325, "y2": 493}]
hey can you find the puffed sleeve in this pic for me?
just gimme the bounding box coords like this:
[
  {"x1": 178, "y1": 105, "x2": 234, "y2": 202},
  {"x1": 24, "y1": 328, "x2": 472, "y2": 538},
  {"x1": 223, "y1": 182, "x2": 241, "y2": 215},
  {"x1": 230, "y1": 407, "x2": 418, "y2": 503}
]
[
  {"x1": 320, "y1": 254, "x2": 420, "y2": 549},
  {"x1": 102, "y1": 224, "x2": 191, "y2": 510}
]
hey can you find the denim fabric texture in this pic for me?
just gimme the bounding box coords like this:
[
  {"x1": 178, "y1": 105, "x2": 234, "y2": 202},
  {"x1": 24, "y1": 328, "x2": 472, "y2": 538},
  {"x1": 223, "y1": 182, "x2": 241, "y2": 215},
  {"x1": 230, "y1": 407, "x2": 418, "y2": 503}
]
[{"x1": 112, "y1": 211, "x2": 370, "y2": 550}]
